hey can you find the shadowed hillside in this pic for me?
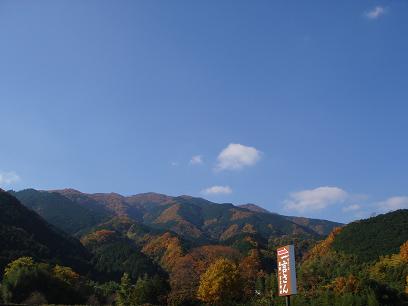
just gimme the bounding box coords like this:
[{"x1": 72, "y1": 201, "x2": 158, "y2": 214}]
[
  {"x1": 0, "y1": 189, "x2": 90, "y2": 274},
  {"x1": 10, "y1": 189, "x2": 111, "y2": 236}
]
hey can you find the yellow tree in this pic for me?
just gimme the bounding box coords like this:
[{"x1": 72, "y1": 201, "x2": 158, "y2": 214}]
[
  {"x1": 168, "y1": 245, "x2": 240, "y2": 305},
  {"x1": 197, "y1": 258, "x2": 241, "y2": 306},
  {"x1": 4, "y1": 257, "x2": 34, "y2": 278},
  {"x1": 400, "y1": 240, "x2": 408, "y2": 262},
  {"x1": 52, "y1": 265, "x2": 79, "y2": 285}
]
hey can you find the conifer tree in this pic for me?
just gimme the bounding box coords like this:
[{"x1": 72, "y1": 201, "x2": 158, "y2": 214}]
[{"x1": 116, "y1": 273, "x2": 135, "y2": 306}]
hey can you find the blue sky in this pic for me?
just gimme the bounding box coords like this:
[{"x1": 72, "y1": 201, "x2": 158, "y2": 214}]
[{"x1": 1, "y1": 0, "x2": 407, "y2": 223}]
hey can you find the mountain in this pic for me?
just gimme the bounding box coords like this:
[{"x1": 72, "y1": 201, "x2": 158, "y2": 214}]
[
  {"x1": 69, "y1": 191, "x2": 342, "y2": 242},
  {"x1": 239, "y1": 203, "x2": 342, "y2": 235},
  {"x1": 3, "y1": 188, "x2": 407, "y2": 305},
  {"x1": 12, "y1": 189, "x2": 341, "y2": 243},
  {"x1": 331, "y1": 209, "x2": 408, "y2": 262},
  {"x1": 0, "y1": 189, "x2": 90, "y2": 274},
  {"x1": 239, "y1": 203, "x2": 272, "y2": 214},
  {"x1": 285, "y1": 216, "x2": 343, "y2": 236},
  {"x1": 10, "y1": 189, "x2": 111, "y2": 236},
  {"x1": 298, "y1": 210, "x2": 408, "y2": 305}
]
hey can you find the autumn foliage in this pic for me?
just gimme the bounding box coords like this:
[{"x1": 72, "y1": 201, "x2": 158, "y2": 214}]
[
  {"x1": 197, "y1": 258, "x2": 241, "y2": 305},
  {"x1": 329, "y1": 274, "x2": 360, "y2": 295},
  {"x1": 305, "y1": 226, "x2": 343, "y2": 260},
  {"x1": 167, "y1": 245, "x2": 240, "y2": 305},
  {"x1": 239, "y1": 249, "x2": 263, "y2": 297},
  {"x1": 142, "y1": 232, "x2": 184, "y2": 271},
  {"x1": 400, "y1": 240, "x2": 408, "y2": 262}
]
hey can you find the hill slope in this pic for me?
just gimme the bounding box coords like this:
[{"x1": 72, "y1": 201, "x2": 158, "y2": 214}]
[
  {"x1": 239, "y1": 203, "x2": 342, "y2": 235},
  {"x1": 0, "y1": 190, "x2": 90, "y2": 274},
  {"x1": 331, "y1": 209, "x2": 408, "y2": 261},
  {"x1": 10, "y1": 189, "x2": 111, "y2": 236}
]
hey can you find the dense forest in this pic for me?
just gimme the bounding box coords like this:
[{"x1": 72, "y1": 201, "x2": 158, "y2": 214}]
[{"x1": 1, "y1": 188, "x2": 407, "y2": 305}]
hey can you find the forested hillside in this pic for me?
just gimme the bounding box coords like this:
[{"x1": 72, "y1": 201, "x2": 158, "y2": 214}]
[
  {"x1": 0, "y1": 189, "x2": 90, "y2": 274},
  {"x1": 294, "y1": 211, "x2": 408, "y2": 305},
  {"x1": 331, "y1": 210, "x2": 408, "y2": 262},
  {"x1": 1, "y1": 189, "x2": 407, "y2": 305},
  {"x1": 239, "y1": 203, "x2": 343, "y2": 236},
  {"x1": 10, "y1": 189, "x2": 110, "y2": 236}
]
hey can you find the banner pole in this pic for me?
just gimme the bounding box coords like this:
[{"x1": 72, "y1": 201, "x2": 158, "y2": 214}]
[{"x1": 285, "y1": 295, "x2": 290, "y2": 306}]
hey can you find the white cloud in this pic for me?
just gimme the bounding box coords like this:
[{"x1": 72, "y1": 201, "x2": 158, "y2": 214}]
[
  {"x1": 0, "y1": 171, "x2": 20, "y2": 186},
  {"x1": 284, "y1": 186, "x2": 348, "y2": 212},
  {"x1": 365, "y1": 6, "x2": 386, "y2": 19},
  {"x1": 171, "y1": 161, "x2": 178, "y2": 167},
  {"x1": 342, "y1": 204, "x2": 361, "y2": 212},
  {"x1": 216, "y1": 143, "x2": 261, "y2": 171},
  {"x1": 201, "y1": 185, "x2": 232, "y2": 196},
  {"x1": 378, "y1": 196, "x2": 408, "y2": 211},
  {"x1": 190, "y1": 155, "x2": 203, "y2": 165}
]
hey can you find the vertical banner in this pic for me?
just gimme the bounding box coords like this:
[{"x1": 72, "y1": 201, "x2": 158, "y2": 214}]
[{"x1": 277, "y1": 244, "x2": 297, "y2": 296}]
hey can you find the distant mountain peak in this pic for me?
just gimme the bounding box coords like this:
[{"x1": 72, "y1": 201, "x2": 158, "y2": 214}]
[
  {"x1": 126, "y1": 192, "x2": 174, "y2": 205},
  {"x1": 92, "y1": 192, "x2": 124, "y2": 198},
  {"x1": 179, "y1": 195, "x2": 194, "y2": 199},
  {"x1": 134, "y1": 192, "x2": 168, "y2": 196},
  {"x1": 239, "y1": 203, "x2": 272, "y2": 214},
  {"x1": 51, "y1": 188, "x2": 83, "y2": 195}
]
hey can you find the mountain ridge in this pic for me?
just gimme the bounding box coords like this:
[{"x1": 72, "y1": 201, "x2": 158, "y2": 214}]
[{"x1": 11, "y1": 189, "x2": 341, "y2": 243}]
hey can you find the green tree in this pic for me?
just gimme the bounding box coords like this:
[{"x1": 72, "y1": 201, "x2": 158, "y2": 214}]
[
  {"x1": 369, "y1": 254, "x2": 408, "y2": 292},
  {"x1": 89, "y1": 280, "x2": 119, "y2": 305},
  {"x1": 133, "y1": 274, "x2": 169, "y2": 305},
  {"x1": 116, "y1": 273, "x2": 135, "y2": 306},
  {"x1": 23, "y1": 291, "x2": 47, "y2": 305},
  {"x1": 2, "y1": 257, "x2": 88, "y2": 305}
]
